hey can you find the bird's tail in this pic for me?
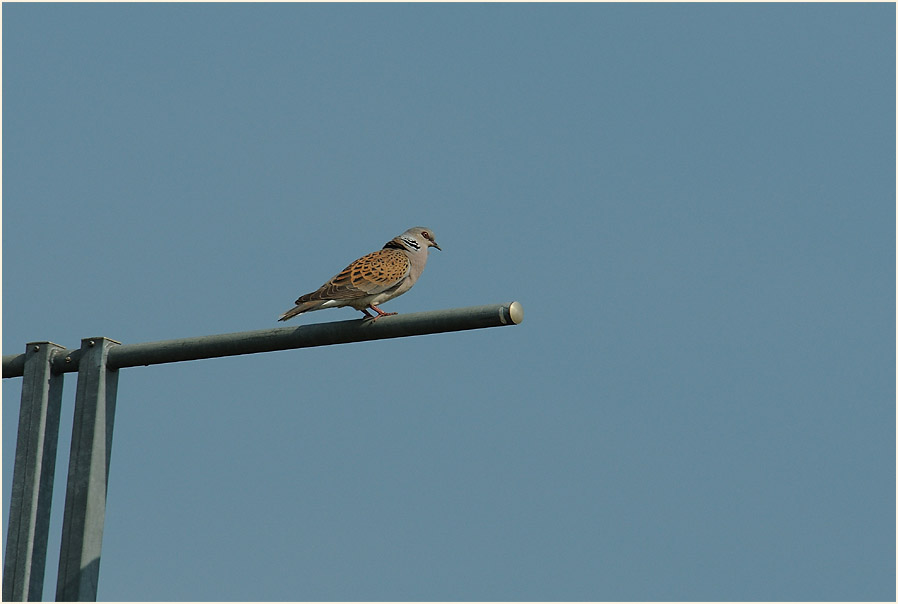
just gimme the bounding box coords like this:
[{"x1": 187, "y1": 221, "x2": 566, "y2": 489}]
[{"x1": 278, "y1": 300, "x2": 323, "y2": 322}]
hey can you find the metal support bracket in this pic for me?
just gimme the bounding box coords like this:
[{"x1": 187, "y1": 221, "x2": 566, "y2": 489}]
[
  {"x1": 3, "y1": 342, "x2": 66, "y2": 601},
  {"x1": 55, "y1": 338, "x2": 120, "y2": 602}
]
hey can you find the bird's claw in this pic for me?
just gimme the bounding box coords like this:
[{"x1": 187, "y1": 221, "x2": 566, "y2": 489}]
[{"x1": 362, "y1": 306, "x2": 397, "y2": 321}]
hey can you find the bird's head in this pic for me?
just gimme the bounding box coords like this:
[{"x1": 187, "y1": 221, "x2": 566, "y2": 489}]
[{"x1": 401, "y1": 227, "x2": 441, "y2": 252}]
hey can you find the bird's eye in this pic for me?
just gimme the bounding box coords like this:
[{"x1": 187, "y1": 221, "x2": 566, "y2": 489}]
[{"x1": 422, "y1": 231, "x2": 430, "y2": 240}]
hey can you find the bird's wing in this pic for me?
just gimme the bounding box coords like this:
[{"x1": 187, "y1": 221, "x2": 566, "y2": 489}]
[{"x1": 295, "y1": 248, "x2": 410, "y2": 304}]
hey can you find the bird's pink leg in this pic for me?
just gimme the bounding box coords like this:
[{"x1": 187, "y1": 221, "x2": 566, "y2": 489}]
[{"x1": 363, "y1": 304, "x2": 397, "y2": 321}]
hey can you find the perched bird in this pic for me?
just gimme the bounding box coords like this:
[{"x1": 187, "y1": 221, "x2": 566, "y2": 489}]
[{"x1": 278, "y1": 227, "x2": 441, "y2": 322}]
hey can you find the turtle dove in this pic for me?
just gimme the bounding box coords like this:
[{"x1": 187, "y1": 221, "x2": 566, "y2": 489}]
[{"x1": 278, "y1": 227, "x2": 441, "y2": 321}]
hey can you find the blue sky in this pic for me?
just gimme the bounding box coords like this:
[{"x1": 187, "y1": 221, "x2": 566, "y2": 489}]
[{"x1": 2, "y1": 3, "x2": 895, "y2": 601}]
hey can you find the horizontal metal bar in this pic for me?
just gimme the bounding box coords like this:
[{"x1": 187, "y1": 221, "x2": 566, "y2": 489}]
[
  {"x1": 2, "y1": 302, "x2": 523, "y2": 378},
  {"x1": 4, "y1": 354, "x2": 26, "y2": 379}
]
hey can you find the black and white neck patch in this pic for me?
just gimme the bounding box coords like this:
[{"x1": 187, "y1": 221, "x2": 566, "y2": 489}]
[{"x1": 400, "y1": 236, "x2": 421, "y2": 250}]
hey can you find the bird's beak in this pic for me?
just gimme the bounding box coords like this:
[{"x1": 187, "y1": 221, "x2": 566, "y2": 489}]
[{"x1": 432, "y1": 241, "x2": 441, "y2": 251}]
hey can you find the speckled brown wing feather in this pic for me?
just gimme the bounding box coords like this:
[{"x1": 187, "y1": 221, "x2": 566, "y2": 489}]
[{"x1": 295, "y1": 248, "x2": 410, "y2": 304}]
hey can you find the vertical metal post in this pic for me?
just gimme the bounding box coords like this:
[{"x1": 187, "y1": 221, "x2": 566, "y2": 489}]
[
  {"x1": 3, "y1": 342, "x2": 66, "y2": 601},
  {"x1": 55, "y1": 338, "x2": 120, "y2": 602}
]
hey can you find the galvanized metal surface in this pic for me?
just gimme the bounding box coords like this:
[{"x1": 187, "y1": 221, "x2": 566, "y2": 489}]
[
  {"x1": 2, "y1": 342, "x2": 66, "y2": 602},
  {"x1": 1, "y1": 302, "x2": 523, "y2": 601},
  {"x1": 3, "y1": 353, "x2": 26, "y2": 378},
  {"x1": 2, "y1": 302, "x2": 524, "y2": 377},
  {"x1": 56, "y1": 338, "x2": 120, "y2": 602}
]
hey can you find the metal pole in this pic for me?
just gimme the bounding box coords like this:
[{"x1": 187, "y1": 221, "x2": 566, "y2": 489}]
[
  {"x1": 55, "y1": 338, "x2": 120, "y2": 602},
  {"x1": 2, "y1": 302, "x2": 524, "y2": 378},
  {"x1": 0, "y1": 302, "x2": 524, "y2": 601},
  {"x1": 2, "y1": 342, "x2": 66, "y2": 601},
  {"x1": 3, "y1": 353, "x2": 26, "y2": 379},
  {"x1": 108, "y1": 301, "x2": 524, "y2": 370}
]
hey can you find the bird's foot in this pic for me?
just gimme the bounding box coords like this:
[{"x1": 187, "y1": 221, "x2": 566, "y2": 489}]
[{"x1": 362, "y1": 305, "x2": 397, "y2": 321}]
